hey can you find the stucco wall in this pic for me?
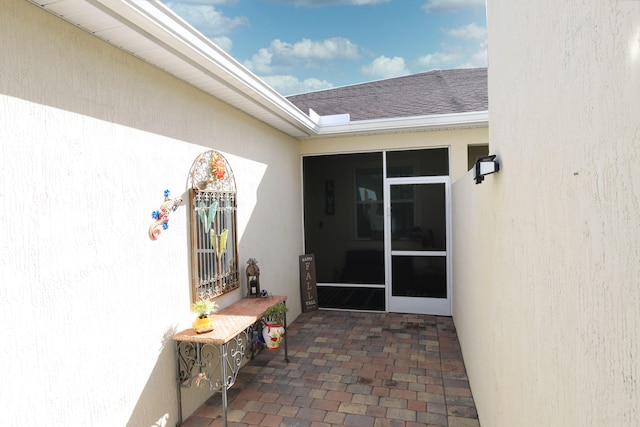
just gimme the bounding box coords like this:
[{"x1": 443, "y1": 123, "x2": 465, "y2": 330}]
[
  {"x1": 453, "y1": 1, "x2": 640, "y2": 426},
  {"x1": 0, "y1": 1, "x2": 302, "y2": 425}
]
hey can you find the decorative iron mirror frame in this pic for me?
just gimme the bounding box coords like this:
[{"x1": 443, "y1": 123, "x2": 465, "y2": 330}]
[{"x1": 188, "y1": 150, "x2": 240, "y2": 303}]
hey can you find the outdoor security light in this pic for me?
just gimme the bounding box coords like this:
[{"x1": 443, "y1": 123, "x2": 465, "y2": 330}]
[{"x1": 474, "y1": 154, "x2": 500, "y2": 184}]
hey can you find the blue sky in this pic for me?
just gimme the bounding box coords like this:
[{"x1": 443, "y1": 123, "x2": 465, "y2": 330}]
[{"x1": 161, "y1": 0, "x2": 487, "y2": 96}]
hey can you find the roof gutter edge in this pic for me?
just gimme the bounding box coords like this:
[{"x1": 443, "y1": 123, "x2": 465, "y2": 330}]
[
  {"x1": 97, "y1": 0, "x2": 319, "y2": 136},
  {"x1": 306, "y1": 111, "x2": 489, "y2": 139}
]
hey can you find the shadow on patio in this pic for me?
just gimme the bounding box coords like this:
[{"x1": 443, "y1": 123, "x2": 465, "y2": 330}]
[{"x1": 181, "y1": 310, "x2": 479, "y2": 427}]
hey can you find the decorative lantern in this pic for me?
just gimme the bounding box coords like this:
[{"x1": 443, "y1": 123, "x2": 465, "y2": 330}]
[{"x1": 246, "y1": 258, "x2": 261, "y2": 297}]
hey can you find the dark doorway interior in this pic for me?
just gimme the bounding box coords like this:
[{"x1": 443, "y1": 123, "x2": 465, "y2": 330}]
[{"x1": 303, "y1": 152, "x2": 385, "y2": 310}]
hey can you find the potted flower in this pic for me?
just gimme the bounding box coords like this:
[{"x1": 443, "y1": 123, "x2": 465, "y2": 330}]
[
  {"x1": 261, "y1": 302, "x2": 288, "y2": 350},
  {"x1": 191, "y1": 299, "x2": 218, "y2": 334}
]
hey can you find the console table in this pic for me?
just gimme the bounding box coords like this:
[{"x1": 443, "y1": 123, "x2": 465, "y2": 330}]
[{"x1": 172, "y1": 296, "x2": 288, "y2": 426}]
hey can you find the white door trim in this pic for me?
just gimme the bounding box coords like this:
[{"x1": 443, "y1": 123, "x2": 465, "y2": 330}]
[{"x1": 384, "y1": 176, "x2": 452, "y2": 315}]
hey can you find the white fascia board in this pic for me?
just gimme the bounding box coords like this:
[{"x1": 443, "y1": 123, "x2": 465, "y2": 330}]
[
  {"x1": 91, "y1": 0, "x2": 319, "y2": 135},
  {"x1": 309, "y1": 111, "x2": 489, "y2": 139}
]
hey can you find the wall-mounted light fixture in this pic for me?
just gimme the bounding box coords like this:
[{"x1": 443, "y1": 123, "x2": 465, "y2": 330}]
[{"x1": 474, "y1": 154, "x2": 500, "y2": 184}]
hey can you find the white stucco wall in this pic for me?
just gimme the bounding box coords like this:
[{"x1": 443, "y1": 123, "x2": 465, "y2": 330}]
[
  {"x1": 0, "y1": 1, "x2": 302, "y2": 425},
  {"x1": 453, "y1": 1, "x2": 640, "y2": 426}
]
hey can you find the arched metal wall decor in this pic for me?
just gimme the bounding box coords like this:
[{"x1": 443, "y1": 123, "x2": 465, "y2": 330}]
[{"x1": 188, "y1": 150, "x2": 239, "y2": 303}]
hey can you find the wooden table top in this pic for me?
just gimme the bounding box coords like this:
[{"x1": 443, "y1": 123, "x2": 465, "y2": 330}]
[{"x1": 172, "y1": 295, "x2": 287, "y2": 345}]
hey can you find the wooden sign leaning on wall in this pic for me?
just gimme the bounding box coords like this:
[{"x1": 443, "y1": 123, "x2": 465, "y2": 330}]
[{"x1": 299, "y1": 254, "x2": 318, "y2": 313}]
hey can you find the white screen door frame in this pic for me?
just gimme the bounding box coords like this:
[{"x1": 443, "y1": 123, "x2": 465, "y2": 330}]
[{"x1": 384, "y1": 176, "x2": 452, "y2": 315}]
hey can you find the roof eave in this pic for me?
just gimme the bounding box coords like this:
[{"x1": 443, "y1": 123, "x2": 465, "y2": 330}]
[
  {"x1": 29, "y1": 0, "x2": 319, "y2": 138},
  {"x1": 306, "y1": 111, "x2": 489, "y2": 140}
]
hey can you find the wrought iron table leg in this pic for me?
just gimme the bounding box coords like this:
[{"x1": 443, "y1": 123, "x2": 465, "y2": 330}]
[
  {"x1": 221, "y1": 342, "x2": 229, "y2": 427},
  {"x1": 175, "y1": 341, "x2": 183, "y2": 426},
  {"x1": 284, "y1": 302, "x2": 289, "y2": 363}
]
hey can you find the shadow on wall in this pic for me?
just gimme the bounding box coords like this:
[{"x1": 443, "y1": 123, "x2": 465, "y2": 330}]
[
  {"x1": 237, "y1": 147, "x2": 303, "y2": 315},
  {"x1": 127, "y1": 326, "x2": 178, "y2": 427},
  {"x1": 2, "y1": 0, "x2": 241, "y2": 148}
]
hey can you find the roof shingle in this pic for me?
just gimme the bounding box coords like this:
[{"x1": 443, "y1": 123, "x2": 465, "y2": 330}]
[{"x1": 287, "y1": 68, "x2": 487, "y2": 122}]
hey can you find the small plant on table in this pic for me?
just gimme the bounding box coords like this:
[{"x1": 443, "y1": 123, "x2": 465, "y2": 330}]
[{"x1": 191, "y1": 299, "x2": 218, "y2": 334}]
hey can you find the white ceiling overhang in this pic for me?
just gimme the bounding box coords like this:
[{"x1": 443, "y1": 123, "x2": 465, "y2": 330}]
[{"x1": 27, "y1": 0, "x2": 488, "y2": 140}]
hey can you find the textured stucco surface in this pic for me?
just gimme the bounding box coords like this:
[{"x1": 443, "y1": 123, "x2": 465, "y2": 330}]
[
  {"x1": 453, "y1": 1, "x2": 640, "y2": 426},
  {"x1": 0, "y1": 1, "x2": 302, "y2": 425}
]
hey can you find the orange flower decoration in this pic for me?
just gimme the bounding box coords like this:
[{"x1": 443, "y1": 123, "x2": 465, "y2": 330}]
[{"x1": 211, "y1": 154, "x2": 226, "y2": 180}]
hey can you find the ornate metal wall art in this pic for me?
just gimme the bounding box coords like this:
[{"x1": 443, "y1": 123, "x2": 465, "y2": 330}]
[{"x1": 188, "y1": 150, "x2": 239, "y2": 302}]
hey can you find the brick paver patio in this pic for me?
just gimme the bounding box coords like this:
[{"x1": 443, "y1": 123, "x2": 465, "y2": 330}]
[{"x1": 181, "y1": 310, "x2": 479, "y2": 427}]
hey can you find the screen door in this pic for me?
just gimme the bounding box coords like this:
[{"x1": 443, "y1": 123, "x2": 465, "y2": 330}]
[{"x1": 385, "y1": 177, "x2": 451, "y2": 315}]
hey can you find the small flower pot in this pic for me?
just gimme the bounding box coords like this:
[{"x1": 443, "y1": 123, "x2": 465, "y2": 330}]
[
  {"x1": 193, "y1": 316, "x2": 214, "y2": 334},
  {"x1": 262, "y1": 321, "x2": 285, "y2": 350}
]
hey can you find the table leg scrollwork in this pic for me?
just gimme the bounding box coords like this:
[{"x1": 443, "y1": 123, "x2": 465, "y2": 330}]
[{"x1": 176, "y1": 341, "x2": 221, "y2": 388}]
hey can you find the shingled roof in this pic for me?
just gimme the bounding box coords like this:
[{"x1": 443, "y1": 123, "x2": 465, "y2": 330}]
[{"x1": 287, "y1": 68, "x2": 487, "y2": 122}]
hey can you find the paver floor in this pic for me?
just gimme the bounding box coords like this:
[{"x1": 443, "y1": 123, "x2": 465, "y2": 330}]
[{"x1": 181, "y1": 310, "x2": 479, "y2": 427}]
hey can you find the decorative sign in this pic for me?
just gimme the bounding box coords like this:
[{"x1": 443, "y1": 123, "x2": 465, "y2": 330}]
[{"x1": 299, "y1": 254, "x2": 318, "y2": 312}]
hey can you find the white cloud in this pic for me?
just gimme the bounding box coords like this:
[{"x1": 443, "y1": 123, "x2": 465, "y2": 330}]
[
  {"x1": 456, "y1": 41, "x2": 487, "y2": 68},
  {"x1": 163, "y1": 2, "x2": 248, "y2": 38},
  {"x1": 422, "y1": 0, "x2": 485, "y2": 13},
  {"x1": 417, "y1": 52, "x2": 460, "y2": 70},
  {"x1": 169, "y1": 0, "x2": 237, "y2": 4},
  {"x1": 360, "y1": 56, "x2": 410, "y2": 79},
  {"x1": 211, "y1": 36, "x2": 233, "y2": 52},
  {"x1": 443, "y1": 23, "x2": 487, "y2": 40},
  {"x1": 270, "y1": 0, "x2": 390, "y2": 6},
  {"x1": 261, "y1": 75, "x2": 334, "y2": 96},
  {"x1": 271, "y1": 38, "x2": 360, "y2": 60},
  {"x1": 416, "y1": 21, "x2": 487, "y2": 71},
  {"x1": 244, "y1": 37, "x2": 360, "y2": 74},
  {"x1": 417, "y1": 38, "x2": 487, "y2": 71},
  {"x1": 349, "y1": 0, "x2": 389, "y2": 4},
  {"x1": 245, "y1": 48, "x2": 275, "y2": 74}
]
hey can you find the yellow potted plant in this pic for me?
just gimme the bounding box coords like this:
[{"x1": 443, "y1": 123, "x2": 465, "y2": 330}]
[{"x1": 192, "y1": 299, "x2": 218, "y2": 333}]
